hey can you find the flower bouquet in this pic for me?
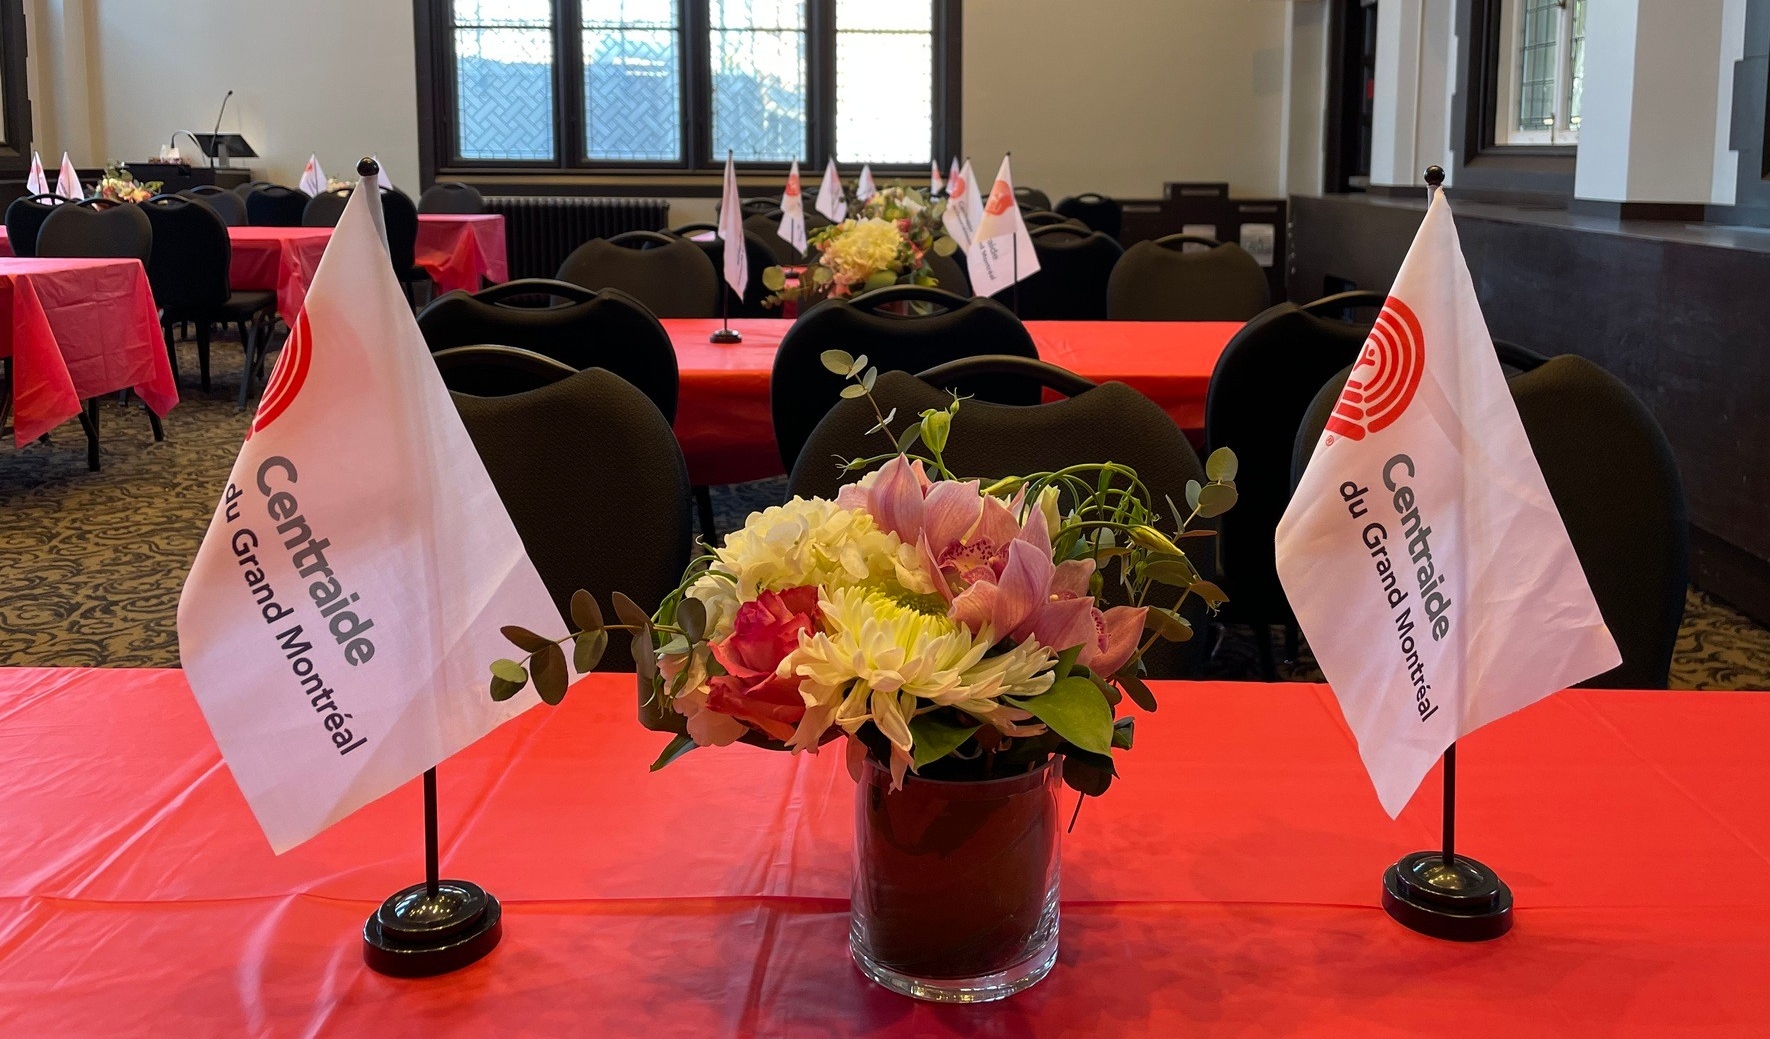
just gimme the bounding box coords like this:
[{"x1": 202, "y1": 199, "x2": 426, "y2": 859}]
[
  {"x1": 95, "y1": 163, "x2": 160, "y2": 204},
  {"x1": 487, "y1": 353, "x2": 1237, "y2": 1000},
  {"x1": 762, "y1": 185, "x2": 961, "y2": 309}
]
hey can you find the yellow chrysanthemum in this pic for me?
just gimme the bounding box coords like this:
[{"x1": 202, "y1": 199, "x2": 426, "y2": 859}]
[{"x1": 820, "y1": 217, "x2": 907, "y2": 286}]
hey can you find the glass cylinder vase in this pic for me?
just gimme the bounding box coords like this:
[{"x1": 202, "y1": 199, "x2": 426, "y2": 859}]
[{"x1": 849, "y1": 756, "x2": 1062, "y2": 1003}]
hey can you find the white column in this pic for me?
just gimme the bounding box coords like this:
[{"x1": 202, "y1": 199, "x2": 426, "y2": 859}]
[
  {"x1": 1280, "y1": 0, "x2": 1330, "y2": 196},
  {"x1": 1711, "y1": 0, "x2": 1750, "y2": 206},
  {"x1": 1574, "y1": 0, "x2": 1728, "y2": 205},
  {"x1": 1369, "y1": 0, "x2": 1458, "y2": 189}
]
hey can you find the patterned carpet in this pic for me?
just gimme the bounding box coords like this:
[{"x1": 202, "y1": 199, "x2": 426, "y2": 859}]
[{"x1": 5, "y1": 342, "x2": 1769, "y2": 688}]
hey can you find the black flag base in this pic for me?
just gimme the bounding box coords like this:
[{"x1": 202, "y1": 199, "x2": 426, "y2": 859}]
[
  {"x1": 1382, "y1": 851, "x2": 1513, "y2": 942},
  {"x1": 363, "y1": 878, "x2": 503, "y2": 977},
  {"x1": 709, "y1": 327, "x2": 743, "y2": 344}
]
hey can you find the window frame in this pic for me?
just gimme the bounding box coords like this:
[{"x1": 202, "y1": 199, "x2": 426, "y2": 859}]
[
  {"x1": 0, "y1": 0, "x2": 33, "y2": 176},
  {"x1": 1492, "y1": 0, "x2": 1582, "y2": 147},
  {"x1": 1448, "y1": 0, "x2": 1576, "y2": 205},
  {"x1": 413, "y1": 0, "x2": 961, "y2": 192}
]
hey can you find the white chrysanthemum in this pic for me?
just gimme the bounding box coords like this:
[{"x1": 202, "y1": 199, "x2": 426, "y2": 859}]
[{"x1": 687, "y1": 498, "x2": 926, "y2": 639}]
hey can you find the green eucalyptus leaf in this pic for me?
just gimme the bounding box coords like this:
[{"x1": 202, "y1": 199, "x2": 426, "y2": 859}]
[
  {"x1": 862, "y1": 366, "x2": 877, "y2": 391},
  {"x1": 677, "y1": 598, "x2": 707, "y2": 642},
  {"x1": 1185, "y1": 479, "x2": 1203, "y2": 511},
  {"x1": 820, "y1": 349, "x2": 854, "y2": 375},
  {"x1": 1143, "y1": 557, "x2": 1200, "y2": 588},
  {"x1": 1006, "y1": 676, "x2": 1114, "y2": 755},
  {"x1": 864, "y1": 271, "x2": 897, "y2": 292},
  {"x1": 573, "y1": 629, "x2": 608, "y2": 673},
  {"x1": 1117, "y1": 673, "x2": 1159, "y2": 712},
  {"x1": 896, "y1": 423, "x2": 923, "y2": 454},
  {"x1": 1061, "y1": 752, "x2": 1115, "y2": 796},
  {"x1": 909, "y1": 714, "x2": 982, "y2": 770},
  {"x1": 762, "y1": 266, "x2": 788, "y2": 291},
  {"x1": 489, "y1": 675, "x2": 523, "y2": 702},
  {"x1": 848, "y1": 354, "x2": 869, "y2": 377},
  {"x1": 649, "y1": 733, "x2": 698, "y2": 772},
  {"x1": 569, "y1": 589, "x2": 604, "y2": 632},
  {"x1": 840, "y1": 383, "x2": 869, "y2": 399},
  {"x1": 932, "y1": 235, "x2": 959, "y2": 256},
  {"x1": 1112, "y1": 715, "x2": 1136, "y2": 749},
  {"x1": 1206, "y1": 447, "x2": 1239, "y2": 482},
  {"x1": 1195, "y1": 483, "x2": 1238, "y2": 518},
  {"x1": 501, "y1": 625, "x2": 551, "y2": 653},
  {"x1": 811, "y1": 265, "x2": 834, "y2": 285},
  {"x1": 532, "y1": 643, "x2": 569, "y2": 706},
  {"x1": 490, "y1": 658, "x2": 528, "y2": 684},
  {"x1": 1145, "y1": 608, "x2": 1194, "y2": 643}
]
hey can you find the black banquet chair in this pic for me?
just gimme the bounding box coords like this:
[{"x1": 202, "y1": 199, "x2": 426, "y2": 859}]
[
  {"x1": 416, "y1": 279, "x2": 679, "y2": 422},
  {"x1": 37, "y1": 199, "x2": 153, "y2": 263},
  {"x1": 141, "y1": 194, "x2": 279, "y2": 406},
  {"x1": 379, "y1": 187, "x2": 430, "y2": 303},
  {"x1": 771, "y1": 285, "x2": 1041, "y2": 472},
  {"x1": 743, "y1": 208, "x2": 833, "y2": 266},
  {"x1": 181, "y1": 185, "x2": 247, "y2": 227},
  {"x1": 419, "y1": 182, "x2": 485, "y2": 214},
  {"x1": 301, "y1": 188, "x2": 353, "y2": 227},
  {"x1": 1014, "y1": 186, "x2": 1053, "y2": 212},
  {"x1": 4, "y1": 193, "x2": 74, "y2": 257},
  {"x1": 990, "y1": 224, "x2": 1123, "y2": 320},
  {"x1": 453, "y1": 366, "x2": 693, "y2": 672},
  {"x1": 790, "y1": 358, "x2": 1216, "y2": 678},
  {"x1": 434, "y1": 344, "x2": 575, "y2": 398},
  {"x1": 1202, "y1": 294, "x2": 1379, "y2": 678},
  {"x1": 245, "y1": 185, "x2": 310, "y2": 227},
  {"x1": 556, "y1": 230, "x2": 720, "y2": 318},
  {"x1": 1294, "y1": 353, "x2": 1687, "y2": 690},
  {"x1": 1021, "y1": 210, "x2": 1086, "y2": 231},
  {"x1": 1055, "y1": 193, "x2": 1123, "y2": 239},
  {"x1": 670, "y1": 222, "x2": 777, "y2": 318},
  {"x1": 232, "y1": 180, "x2": 273, "y2": 199},
  {"x1": 1107, "y1": 235, "x2": 1271, "y2": 322}
]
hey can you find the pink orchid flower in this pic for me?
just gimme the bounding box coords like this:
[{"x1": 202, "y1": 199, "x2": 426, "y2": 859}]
[{"x1": 848, "y1": 456, "x2": 1147, "y2": 676}]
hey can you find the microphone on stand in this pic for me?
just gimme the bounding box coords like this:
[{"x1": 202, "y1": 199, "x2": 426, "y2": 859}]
[{"x1": 210, "y1": 90, "x2": 234, "y2": 169}]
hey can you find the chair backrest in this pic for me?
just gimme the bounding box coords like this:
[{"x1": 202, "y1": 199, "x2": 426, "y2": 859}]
[
  {"x1": 232, "y1": 180, "x2": 274, "y2": 199},
  {"x1": 555, "y1": 232, "x2": 720, "y2": 318},
  {"x1": 1293, "y1": 354, "x2": 1687, "y2": 689},
  {"x1": 789, "y1": 366, "x2": 1216, "y2": 678},
  {"x1": 37, "y1": 200, "x2": 153, "y2": 262},
  {"x1": 924, "y1": 247, "x2": 971, "y2": 296},
  {"x1": 434, "y1": 344, "x2": 576, "y2": 397},
  {"x1": 380, "y1": 188, "x2": 420, "y2": 273},
  {"x1": 1055, "y1": 193, "x2": 1123, "y2": 239},
  {"x1": 1203, "y1": 302, "x2": 1374, "y2": 629},
  {"x1": 453, "y1": 367, "x2": 693, "y2": 671},
  {"x1": 4, "y1": 194, "x2": 73, "y2": 258},
  {"x1": 181, "y1": 186, "x2": 246, "y2": 226},
  {"x1": 1021, "y1": 210, "x2": 1086, "y2": 231},
  {"x1": 990, "y1": 225, "x2": 1124, "y2": 320},
  {"x1": 419, "y1": 182, "x2": 485, "y2": 214},
  {"x1": 416, "y1": 280, "x2": 680, "y2": 420},
  {"x1": 671, "y1": 223, "x2": 778, "y2": 318},
  {"x1": 246, "y1": 185, "x2": 311, "y2": 227},
  {"x1": 1013, "y1": 186, "x2": 1052, "y2": 211},
  {"x1": 743, "y1": 208, "x2": 834, "y2": 265},
  {"x1": 770, "y1": 286, "x2": 1041, "y2": 471},
  {"x1": 740, "y1": 196, "x2": 781, "y2": 217},
  {"x1": 140, "y1": 194, "x2": 232, "y2": 314},
  {"x1": 302, "y1": 188, "x2": 353, "y2": 227},
  {"x1": 1107, "y1": 236, "x2": 1272, "y2": 321}
]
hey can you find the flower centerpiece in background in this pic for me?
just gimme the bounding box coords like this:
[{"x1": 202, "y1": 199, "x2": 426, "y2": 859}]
[
  {"x1": 325, "y1": 177, "x2": 354, "y2": 194},
  {"x1": 762, "y1": 184, "x2": 961, "y2": 308},
  {"x1": 487, "y1": 351, "x2": 1238, "y2": 1001},
  {"x1": 95, "y1": 163, "x2": 160, "y2": 204}
]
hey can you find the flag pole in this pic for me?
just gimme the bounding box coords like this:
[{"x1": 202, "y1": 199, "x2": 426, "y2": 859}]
[
  {"x1": 1377, "y1": 163, "x2": 1514, "y2": 944},
  {"x1": 712, "y1": 149, "x2": 743, "y2": 345}
]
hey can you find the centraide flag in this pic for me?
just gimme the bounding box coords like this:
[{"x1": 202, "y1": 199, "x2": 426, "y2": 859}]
[
  {"x1": 816, "y1": 157, "x2": 847, "y2": 223},
  {"x1": 857, "y1": 164, "x2": 878, "y2": 202},
  {"x1": 1275, "y1": 189, "x2": 1619, "y2": 818},
  {"x1": 942, "y1": 158, "x2": 982, "y2": 251},
  {"x1": 930, "y1": 161, "x2": 944, "y2": 196},
  {"x1": 717, "y1": 151, "x2": 748, "y2": 299},
  {"x1": 26, "y1": 152, "x2": 47, "y2": 196},
  {"x1": 178, "y1": 178, "x2": 561, "y2": 853},
  {"x1": 965, "y1": 155, "x2": 1040, "y2": 298},
  {"x1": 298, "y1": 153, "x2": 327, "y2": 196},
  {"x1": 779, "y1": 160, "x2": 808, "y2": 255},
  {"x1": 55, "y1": 153, "x2": 81, "y2": 200}
]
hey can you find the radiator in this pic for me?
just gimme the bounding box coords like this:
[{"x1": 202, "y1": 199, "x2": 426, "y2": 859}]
[{"x1": 484, "y1": 196, "x2": 670, "y2": 281}]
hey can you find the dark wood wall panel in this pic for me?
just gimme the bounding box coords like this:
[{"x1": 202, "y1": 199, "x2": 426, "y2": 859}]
[{"x1": 1291, "y1": 193, "x2": 1770, "y2": 622}]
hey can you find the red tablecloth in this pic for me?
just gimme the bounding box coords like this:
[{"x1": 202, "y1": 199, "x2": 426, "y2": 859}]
[
  {"x1": 228, "y1": 226, "x2": 332, "y2": 321},
  {"x1": 417, "y1": 213, "x2": 508, "y2": 294},
  {"x1": 0, "y1": 258, "x2": 177, "y2": 444},
  {"x1": 2, "y1": 667, "x2": 1765, "y2": 1036},
  {"x1": 666, "y1": 319, "x2": 1239, "y2": 485}
]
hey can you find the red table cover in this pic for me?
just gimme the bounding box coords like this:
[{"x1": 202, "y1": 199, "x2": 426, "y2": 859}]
[
  {"x1": 1, "y1": 667, "x2": 1765, "y2": 1036},
  {"x1": 416, "y1": 213, "x2": 509, "y2": 295},
  {"x1": 666, "y1": 319, "x2": 1239, "y2": 485},
  {"x1": 228, "y1": 226, "x2": 332, "y2": 321},
  {"x1": 0, "y1": 258, "x2": 177, "y2": 444}
]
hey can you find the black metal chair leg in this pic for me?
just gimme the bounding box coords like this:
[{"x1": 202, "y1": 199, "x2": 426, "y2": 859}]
[
  {"x1": 694, "y1": 486, "x2": 718, "y2": 546},
  {"x1": 237, "y1": 318, "x2": 260, "y2": 411},
  {"x1": 197, "y1": 323, "x2": 212, "y2": 392},
  {"x1": 77, "y1": 398, "x2": 100, "y2": 472},
  {"x1": 163, "y1": 323, "x2": 183, "y2": 386}
]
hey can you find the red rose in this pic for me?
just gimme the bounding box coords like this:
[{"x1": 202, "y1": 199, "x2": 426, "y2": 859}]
[{"x1": 704, "y1": 586, "x2": 821, "y2": 742}]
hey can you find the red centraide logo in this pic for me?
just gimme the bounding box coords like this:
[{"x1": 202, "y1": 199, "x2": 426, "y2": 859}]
[
  {"x1": 983, "y1": 180, "x2": 1013, "y2": 216},
  {"x1": 1325, "y1": 297, "x2": 1425, "y2": 442},
  {"x1": 249, "y1": 309, "x2": 313, "y2": 437}
]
